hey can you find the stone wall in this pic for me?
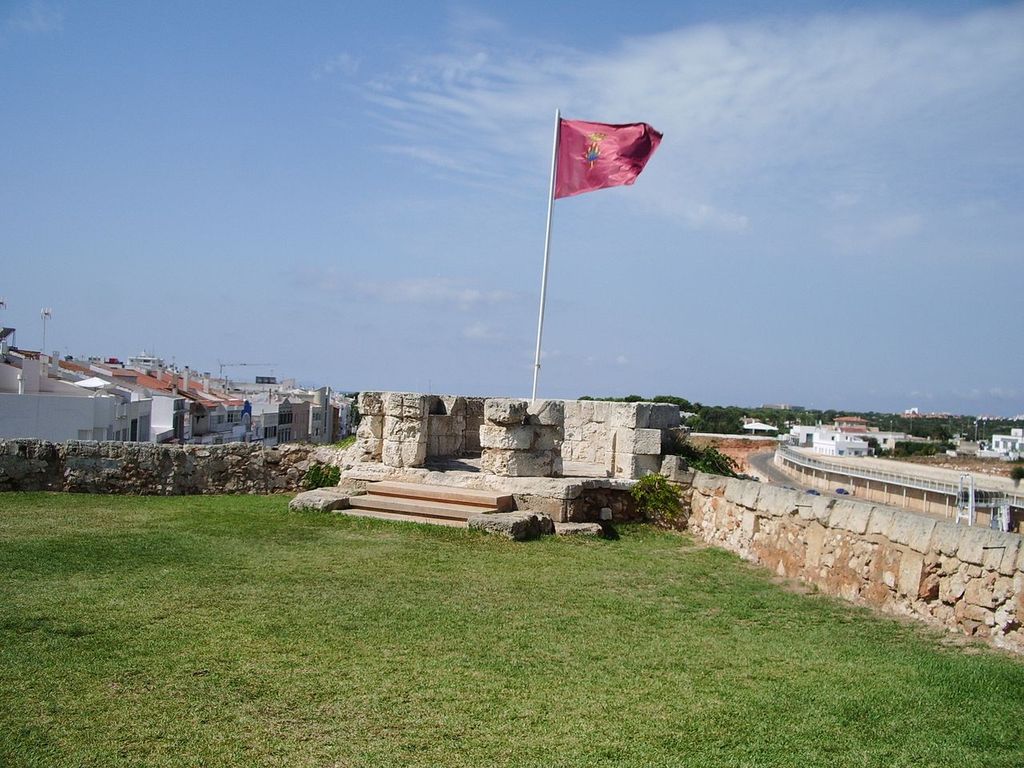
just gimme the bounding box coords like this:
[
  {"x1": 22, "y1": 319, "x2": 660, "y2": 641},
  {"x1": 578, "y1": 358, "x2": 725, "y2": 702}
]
[
  {"x1": 563, "y1": 400, "x2": 680, "y2": 478},
  {"x1": 356, "y1": 392, "x2": 485, "y2": 467},
  {"x1": 425, "y1": 395, "x2": 485, "y2": 458},
  {"x1": 480, "y1": 399, "x2": 564, "y2": 478},
  {"x1": 686, "y1": 472, "x2": 1024, "y2": 653},
  {"x1": 354, "y1": 391, "x2": 685, "y2": 480},
  {"x1": 0, "y1": 438, "x2": 321, "y2": 495}
]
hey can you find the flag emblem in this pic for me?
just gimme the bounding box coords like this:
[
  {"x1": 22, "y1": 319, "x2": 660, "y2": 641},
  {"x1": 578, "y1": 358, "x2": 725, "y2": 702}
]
[{"x1": 584, "y1": 133, "x2": 606, "y2": 167}]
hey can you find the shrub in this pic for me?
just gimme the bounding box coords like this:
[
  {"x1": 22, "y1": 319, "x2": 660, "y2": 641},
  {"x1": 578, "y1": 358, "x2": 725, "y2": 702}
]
[
  {"x1": 631, "y1": 473, "x2": 683, "y2": 525},
  {"x1": 333, "y1": 435, "x2": 356, "y2": 449},
  {"x1": 303, "y1": 463, "x2": 340, "y2": 490},
  {"x1": 663, "y1": 435, "x2": 738, "y2": 477},
  {"x1": 1012, "y1": 466, "x2": 1024, "y2": 486}
]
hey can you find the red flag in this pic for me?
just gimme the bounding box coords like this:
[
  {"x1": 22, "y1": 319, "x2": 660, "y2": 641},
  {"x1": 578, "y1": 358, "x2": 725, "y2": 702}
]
[{"x1": 554, "y1": 118, "x2": 662, "y2": 199}]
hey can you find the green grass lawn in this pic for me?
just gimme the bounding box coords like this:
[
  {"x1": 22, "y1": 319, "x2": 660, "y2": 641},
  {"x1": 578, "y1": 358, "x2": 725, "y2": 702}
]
[{"x1": 1, "y1": 493, "x2": 1022, "y2": 768}]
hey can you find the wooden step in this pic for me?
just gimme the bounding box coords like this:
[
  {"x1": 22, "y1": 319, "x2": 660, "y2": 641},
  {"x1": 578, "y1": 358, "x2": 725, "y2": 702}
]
[
  {"x1": 369, "y1": 481, "x2": 513, "y2": 511},
  {"x1": 339, "y1": 508, "x2": 468, "y2": 528},
  {"x1": 348, "y1": 494, "x2": 496, "y2": 521}
]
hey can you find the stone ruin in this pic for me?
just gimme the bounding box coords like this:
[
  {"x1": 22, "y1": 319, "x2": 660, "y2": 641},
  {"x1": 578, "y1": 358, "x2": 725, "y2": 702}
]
[{"x1": 353, "y1": 391, "x2": 685, "y2": 480}]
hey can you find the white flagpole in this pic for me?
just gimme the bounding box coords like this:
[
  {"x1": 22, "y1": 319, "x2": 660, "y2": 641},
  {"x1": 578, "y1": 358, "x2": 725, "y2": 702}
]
[{"x1": 531, "y1": 108, "x2": 561, "y2": 402}]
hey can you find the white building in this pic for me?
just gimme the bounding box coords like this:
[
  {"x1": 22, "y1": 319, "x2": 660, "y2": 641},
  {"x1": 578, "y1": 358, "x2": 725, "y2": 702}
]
[
  {"x1": 812, "y1": 430, "x2": 869, "y2": 457},
  {"x1": 0, "y1": 349, "x2": 151, "y2": 442},
  {"x1": 788, "y1": 424, "x2": 869, "y2": 457},
  {"x1": 991, "y1": 428, "x2": 1023, "y2": 459}
]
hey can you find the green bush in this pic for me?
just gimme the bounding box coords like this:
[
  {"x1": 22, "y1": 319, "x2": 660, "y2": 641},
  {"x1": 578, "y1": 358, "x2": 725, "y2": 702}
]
[
  {"x1": 630, "y1": 474, "x2": 683, "y2": 525},
  {"x1": 1012, "y1": 466, "x2": 1024, "y2": 485},
  {"x1": 662, "y1": 434, "x2": 738, "y2": 477},
  {"x1": 892, "y1": 441, "x2": 944, "y2": 457},
  {"x1": 333, "y1": 435, "x2": 356, "y2": 449},
  {"x1": 303, "y1": 463, "x2": 341, "y2": 490}
]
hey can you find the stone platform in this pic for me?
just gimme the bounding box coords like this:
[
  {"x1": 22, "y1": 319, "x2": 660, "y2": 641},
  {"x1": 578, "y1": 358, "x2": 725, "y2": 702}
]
[{"x1": 340, "y1": 461, "x2": 637, "y2": 523}]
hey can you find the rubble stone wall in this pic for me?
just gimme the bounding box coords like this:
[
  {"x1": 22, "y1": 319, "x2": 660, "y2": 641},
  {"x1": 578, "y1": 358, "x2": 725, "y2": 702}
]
[
  {"x1": 0, "y1": 438, "x2": 320, "y2": 495},
  {"x1": 686, "y1": 472, "x2": 1024, "y2": 653}
]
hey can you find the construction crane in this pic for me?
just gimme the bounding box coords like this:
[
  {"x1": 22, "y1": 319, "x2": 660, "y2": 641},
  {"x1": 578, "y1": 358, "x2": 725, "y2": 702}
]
[{"x1": 217, "y1": 361, "x2": 277, "y2": 378}]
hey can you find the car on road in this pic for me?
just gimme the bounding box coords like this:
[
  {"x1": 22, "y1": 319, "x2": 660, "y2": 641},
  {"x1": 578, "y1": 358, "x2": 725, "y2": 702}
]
[
  {"x1": 805, "y1": 489, "x2": 820, "y2": 496},
  {"x1": 835, "y1": 488, "x2": 849, "y2": 495}
]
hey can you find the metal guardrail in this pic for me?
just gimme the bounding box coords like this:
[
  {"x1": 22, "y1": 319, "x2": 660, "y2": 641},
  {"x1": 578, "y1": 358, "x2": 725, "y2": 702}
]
[{"x1": 775, "y1": 444, "x2": 1024, "y2": 508}]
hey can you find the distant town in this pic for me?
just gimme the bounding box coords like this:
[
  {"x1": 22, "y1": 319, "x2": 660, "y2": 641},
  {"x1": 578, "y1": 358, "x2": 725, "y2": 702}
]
[
  {"x1": 3, "y1": 324, "x2": 1023, "y2": 465},
  {"x1": 0, "y1": 326, "x2": 353, "y2": 446}
]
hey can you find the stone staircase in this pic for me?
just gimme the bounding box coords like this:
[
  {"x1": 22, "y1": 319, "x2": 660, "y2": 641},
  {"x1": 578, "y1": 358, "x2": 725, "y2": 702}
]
[{"x1": 342, "y1": 481, "x2": 514, "y2": 528}]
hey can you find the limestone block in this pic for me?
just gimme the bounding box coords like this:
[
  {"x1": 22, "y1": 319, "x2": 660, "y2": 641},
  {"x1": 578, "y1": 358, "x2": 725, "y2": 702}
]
[
  {"x1": 608, "y1": 402, "x2": 653, "y2": 429},
  {"x1": 533, "y1": 425, "x2": 563, "y2": 452},
  {"x1": 383, "y1": 416, "x2": 424, "y2": 442},
  {"x1": 741, "y1": 510, "x2": 760, "y2": 538},
  {"x1": 289, "y1": 487, "x2": 364, "y2": 512},
  {"x1": 614, "y1": 427, "x2": 662, "y2": 456},
  {"x1": 660, "y1": 455, "x2": 693, "y2": 484},
  {"x1": 357, "y1": 391, "x2": 384, "y2": 416},
  {"x1": 958, "y1": 527, "x2": 1012, "y2": 568},
  {"x1": 888, "y1": 511, "x2": 937, "y2": 554},
  {"x1": 356, "y1": 437, "x2": 382, "y2": 460},
  {"x1": 797, "y1": 495, "x2": 833, "y2": 523},
  {"x1": 383, "y1": 392, "x2": 406, "y2": 417},
  {"x1": 897, "y1": 551, "x2": 925, "y2": 597},
  {"x1": 613, "y1": 452, "x2": 661, "y2": 479},
  {"x1": 467, "y1": 512, "x2": 544, "y2": 541},
  {"x1": 563, "y1": 424, "x2": 583, "y2": 442},
  {"x1": 805, "y1": 522, "x2": 826, "y2": 567},
  {"x1": 581, "y1": 420, "x2": 606, "y2": 442},
  {"x1": 942, "y1": 573, "x2": 967, "y2": 603},
  {"x1": 999, "y1": 537, "x2": 1022, "y2": 576},
  {"x1": 590, "y1": 400, "x2": 610, "y2": 423},
  {"x1": 692, "y1": 472, "x2": 728, "y2": 496},
  {"x1": 930, "y1": 522, "x2": 962, "y2": 557},
  {"x1": 562, "y1": 400, "x2": 586, "y2": 425},
  {"x1": 381, "y1": 439, "x2": 426, "y2": 468},
  {"x1": 357, "y1": 414, "x2": 383, "y2": 440},
  {"x1": 479, "y1": 424, "x2": 534, "y2": 451},
  {"x1": 554, "y1": 521, "x2": 604, "y2": 537},
  {"x1": 724, "y1": 478, "x2": 747, "y2": 505},
  {"x1": 481, "y1": 448, "x2": 560, "y2": 477},
  {"x1": 828, "y1": 499, "x2": 871, "y2": 535},
  {"x1": 738, "y1": 481, "x2": 761, "y2": 510},
  {"x1": 965, "y1": 578, "x2": 996, "y2": 609},
  {"x1": 484, "y1": 398, "x2": 528, "y2": 426},
  {"x1": 919, "y1": 572, "x2": 941, "y2": 601},
  {"x1": 402, "y1": 393, "x2": 429, "y2": 419},
  {"x1": 754, "y1": 485, "x2": 799, "y2": 517},
  {"x1": 647, "y1": 403, "x2": 682, "y2": 429},
  {"x1": 527, "y1": 399, "x2": 564, "y2": 426}
]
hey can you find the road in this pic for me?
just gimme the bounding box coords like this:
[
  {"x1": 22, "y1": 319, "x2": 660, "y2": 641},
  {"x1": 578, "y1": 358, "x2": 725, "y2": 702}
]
[{"x1": 747, "y1": 449, "x2": 816, "y2": 492}]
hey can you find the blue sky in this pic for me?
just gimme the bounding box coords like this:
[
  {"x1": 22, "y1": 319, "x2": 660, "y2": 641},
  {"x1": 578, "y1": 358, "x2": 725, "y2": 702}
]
[{"x1": 2, "y1": 1, "x2": 1022, "y2": 415}]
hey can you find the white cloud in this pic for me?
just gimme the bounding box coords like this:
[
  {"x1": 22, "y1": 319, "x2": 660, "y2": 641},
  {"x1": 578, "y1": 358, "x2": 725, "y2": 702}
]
[
  {"x1": 874, "y1": 213, "x2": 924, "y2": 240},
  {"x1": 347, "y1": 5, "x2": 1024, "y2": 234},
  {"x1": 315, "y1": 52, "x2": 360, "y2": 79},
  {"x1": 462, "y1": 322, "x2": 499, "y2": 340},
  {"x1": 2, "y1": 1, "x2": 63, "y2": 38},
  {"x1": 354, "y1": 277, "x2": 514, "y2": 310}
]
